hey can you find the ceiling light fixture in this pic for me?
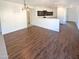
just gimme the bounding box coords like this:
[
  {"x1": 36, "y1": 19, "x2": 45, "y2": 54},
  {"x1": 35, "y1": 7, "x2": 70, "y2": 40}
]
[{"x1": 22, "y1": 0, "x2": 30, "y2": 11}]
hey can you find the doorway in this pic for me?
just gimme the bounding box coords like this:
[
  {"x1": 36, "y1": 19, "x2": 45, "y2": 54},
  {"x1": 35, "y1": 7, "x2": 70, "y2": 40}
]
[
  {"x1": 0, "y1": 18, "x2": 2, "y2": 33},
  {"x1": 27, "y1": 9, "x2": 32, "y2": 27}
]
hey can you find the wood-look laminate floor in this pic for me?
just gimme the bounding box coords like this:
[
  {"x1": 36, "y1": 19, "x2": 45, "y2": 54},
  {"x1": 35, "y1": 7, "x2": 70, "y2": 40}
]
[{"x1": 4, "y1": 24, "x2": 79, "y2": 59}]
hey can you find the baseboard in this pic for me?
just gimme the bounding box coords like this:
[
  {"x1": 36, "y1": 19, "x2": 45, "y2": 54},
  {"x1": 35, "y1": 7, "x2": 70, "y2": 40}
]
[
  {"x1": 2, "y1": 26, "x2": 27, "y2": 35},
  {"x1": 66, "y1": 21, "x2": 76, "y2": 23}
]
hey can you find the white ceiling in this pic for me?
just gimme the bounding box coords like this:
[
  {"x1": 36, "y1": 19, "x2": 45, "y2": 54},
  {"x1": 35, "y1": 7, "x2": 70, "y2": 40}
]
[{"x1": 2, "y1": 0, "x2": 79, "y2": 8}]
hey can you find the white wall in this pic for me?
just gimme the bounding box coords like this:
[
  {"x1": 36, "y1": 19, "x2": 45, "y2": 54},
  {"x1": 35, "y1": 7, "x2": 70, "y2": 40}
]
[
  {"x1": 67, "y1": 7, "x2": 78, "y2": 22},
  {"x1": 77, "y1": 20, "x2": 79, "y2": 29},
  {"x1": 0, "y1": 34, "x2": 8, "y2": 59},
  {"x1": 0, "y1": 19, "x2": 2, "y2": 33},
  {"x1": 57, "y1": 7, "x2": 67, "y2": 24},
  {"x1": 0, "y1": 1, "x2": 27, "y2": 34},
  {"x1": 76, "y1": 8, "x2": 79, "y2": 29}
]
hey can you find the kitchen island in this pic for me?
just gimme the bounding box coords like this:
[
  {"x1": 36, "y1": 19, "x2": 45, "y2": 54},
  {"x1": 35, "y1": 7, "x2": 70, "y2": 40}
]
[{"x1": 31, "y1": 18, "x2": 60, "y2": 32}]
